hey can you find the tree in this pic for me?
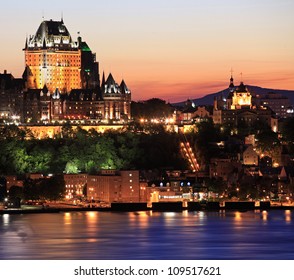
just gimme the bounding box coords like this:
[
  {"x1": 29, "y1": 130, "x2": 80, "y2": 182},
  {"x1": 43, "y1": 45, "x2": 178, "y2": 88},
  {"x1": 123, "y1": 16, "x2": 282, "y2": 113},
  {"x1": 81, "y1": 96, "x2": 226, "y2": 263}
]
[
  {"x1": 0, "y1": 125, "x2": 26, "y2": 141},
  {"x1": 280, "y1": 118, "x2": 294, "y2": 155},
  {"x1": 131, "y1": 98, "x2": 174, "y2": 120},
  {"x1": 65, "y1": 159, "x2": 80, "y2": 174},
  {"x1": 256, "y1": 129, "x2": 280, "y2": 156},
  {"x1": 189, "y1": 119, "x2": 222, "y2": 168},
  {"x1": 61, "y1": 122, "x2": 74, "y2": 138}
]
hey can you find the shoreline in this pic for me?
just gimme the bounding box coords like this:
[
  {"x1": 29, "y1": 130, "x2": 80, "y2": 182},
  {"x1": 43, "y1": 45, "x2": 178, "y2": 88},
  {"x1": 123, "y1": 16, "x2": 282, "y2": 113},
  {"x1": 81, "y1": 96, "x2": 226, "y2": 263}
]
[{"x1": 1, "y1": 204, "x2": 294, "y2": 215}]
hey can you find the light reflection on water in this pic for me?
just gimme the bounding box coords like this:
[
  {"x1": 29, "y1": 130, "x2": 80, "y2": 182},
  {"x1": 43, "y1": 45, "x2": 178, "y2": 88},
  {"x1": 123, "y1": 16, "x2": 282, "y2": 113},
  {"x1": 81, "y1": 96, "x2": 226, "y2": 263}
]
[{"x1": 0, "y1": 210, "x2": 294, "y2": 260}]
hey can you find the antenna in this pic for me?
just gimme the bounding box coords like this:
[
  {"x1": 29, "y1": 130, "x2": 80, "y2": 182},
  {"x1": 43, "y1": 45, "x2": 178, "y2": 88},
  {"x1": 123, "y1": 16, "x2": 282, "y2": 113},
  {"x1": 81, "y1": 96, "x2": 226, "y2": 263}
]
[
  {"x1": 42, "y1": 10, "x2": 45, "y2": 21},
  {"x1": 240, "y1": 72, "x2": 243, "y2": 82}
]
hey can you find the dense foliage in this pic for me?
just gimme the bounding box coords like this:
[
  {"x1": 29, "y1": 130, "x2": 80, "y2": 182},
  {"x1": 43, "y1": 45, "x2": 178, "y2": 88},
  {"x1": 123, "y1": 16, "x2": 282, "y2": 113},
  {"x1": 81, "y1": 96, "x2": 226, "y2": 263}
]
[
  {"x1": 0, "y1": 124, "x2": 188, "y2": 175},
  {"x1": 131, "y1": 98, "x2": 174, "y2": 120}
]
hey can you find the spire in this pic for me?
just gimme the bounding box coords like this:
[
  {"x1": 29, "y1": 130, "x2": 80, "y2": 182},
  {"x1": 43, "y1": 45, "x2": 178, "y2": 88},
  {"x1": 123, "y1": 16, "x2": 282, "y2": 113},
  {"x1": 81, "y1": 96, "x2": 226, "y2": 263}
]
[
  {"x1": 53, "y1": 88, "x2": 60, "y2": 99},
  {"x1": 229, "y1": 68, "x2": 234, "y2": 89},
  {"x1": 42, "y1": 84, "x2": 48, "y2": 94},
  {"x1": 120, "y1": 79, "x2": 131, "y2": 94},
  {"x1": 106, "y1": 73, "x2": 115, "y2": 85},
  {"x1": 25, "y1": 36, "x2": 28, "y2": 49},
  {"x1": 101, "y1": 71, "x2": 105, "y2": 88},
  {"x1": 61, "y1": 11, "x2": 64, "y2": 24},
  {"x1": 104, "y1": 73, "x2": 120, "y2": 94}
]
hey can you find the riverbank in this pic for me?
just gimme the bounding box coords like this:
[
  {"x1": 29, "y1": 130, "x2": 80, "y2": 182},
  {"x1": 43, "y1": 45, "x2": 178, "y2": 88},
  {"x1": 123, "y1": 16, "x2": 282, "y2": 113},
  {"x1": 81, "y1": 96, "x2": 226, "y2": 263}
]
[{"x1": 1, "y1": 201, "x2": 294, "y2": 214}]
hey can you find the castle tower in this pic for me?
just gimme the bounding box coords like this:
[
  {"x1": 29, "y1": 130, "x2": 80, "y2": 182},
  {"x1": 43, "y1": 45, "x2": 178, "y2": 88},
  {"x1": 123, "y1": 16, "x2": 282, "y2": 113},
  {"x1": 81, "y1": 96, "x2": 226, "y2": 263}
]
[
  {"x1": 227, "y1": 74, "x2": 235, "y2": 110},
  {"x1": 102, "y1": 73, "x2": 131, "y2": 121},
  {"x1": 231, "y1": 81, "x2": 252, "y2": 110},
  {"x1": 23, "y1": 18, "x2": 99, "y2": 94}
]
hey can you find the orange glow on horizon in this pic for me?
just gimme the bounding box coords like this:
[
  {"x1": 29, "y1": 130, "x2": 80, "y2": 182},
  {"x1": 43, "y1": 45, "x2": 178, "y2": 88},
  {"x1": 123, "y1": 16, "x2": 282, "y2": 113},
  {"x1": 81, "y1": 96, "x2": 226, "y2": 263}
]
[{"x1": 1, "y1": 1, "x2": 294, "y2": 103}]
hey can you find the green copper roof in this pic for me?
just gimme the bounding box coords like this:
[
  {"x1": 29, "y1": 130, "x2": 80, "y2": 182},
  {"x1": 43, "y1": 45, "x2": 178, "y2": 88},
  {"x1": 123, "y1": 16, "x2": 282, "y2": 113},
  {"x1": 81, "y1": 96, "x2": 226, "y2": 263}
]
[{"x1": 81, "y1": 42, "x2": 91, "y2": 52}]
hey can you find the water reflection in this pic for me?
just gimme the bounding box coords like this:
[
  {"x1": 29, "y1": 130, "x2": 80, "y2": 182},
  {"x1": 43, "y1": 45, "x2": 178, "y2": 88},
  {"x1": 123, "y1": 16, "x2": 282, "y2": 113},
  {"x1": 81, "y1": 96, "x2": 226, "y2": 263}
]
[
  {"x1": 2, "y1": 214, "x2": 9, "y2": 226},
  {"x1": 0, "y1": 210, "x2": 294, "y2": 260},
  {"x1": 262, "y1": 210, "x2": 268, "y2": 221},
  {"x1": 234, "y1": 211, "x2": 242, "y2": 222},
  {"x1": 86, "y1": 211, "x2": 98, "y2": 224},
  {"x1": 63, "y1": 212, "x2": 72, "y2": 225},
  {"x1": 127, "y1": 211, "x2": 149, "y2": 229},
  {"x1": 285, "y1": 210, "x2": 291, "y2": 223}
]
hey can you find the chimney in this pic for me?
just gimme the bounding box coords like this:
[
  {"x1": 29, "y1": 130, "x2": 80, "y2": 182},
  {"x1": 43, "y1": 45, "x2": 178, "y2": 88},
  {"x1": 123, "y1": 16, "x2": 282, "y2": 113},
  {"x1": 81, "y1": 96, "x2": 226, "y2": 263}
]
[{"x1": 4, "y1": 70, "x2": 7, "y2": 74}]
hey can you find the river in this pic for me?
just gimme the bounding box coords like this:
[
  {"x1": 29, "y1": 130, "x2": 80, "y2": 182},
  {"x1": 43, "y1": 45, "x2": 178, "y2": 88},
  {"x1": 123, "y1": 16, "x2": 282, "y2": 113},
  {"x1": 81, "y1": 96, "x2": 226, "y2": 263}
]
[{"x1": 0, "y1": 210, "x2": 294, "y2": 259}]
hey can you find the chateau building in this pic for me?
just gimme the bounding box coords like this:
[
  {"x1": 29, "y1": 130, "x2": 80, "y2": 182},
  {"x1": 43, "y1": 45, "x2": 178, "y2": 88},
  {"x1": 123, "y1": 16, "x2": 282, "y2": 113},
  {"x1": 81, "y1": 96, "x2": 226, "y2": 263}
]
[
  {"x1": 1, "y1": 18, "x2": 131, "y2": 124},
  {"x1": 23, "y1": 18, "x2": 99, "y2": 93}
]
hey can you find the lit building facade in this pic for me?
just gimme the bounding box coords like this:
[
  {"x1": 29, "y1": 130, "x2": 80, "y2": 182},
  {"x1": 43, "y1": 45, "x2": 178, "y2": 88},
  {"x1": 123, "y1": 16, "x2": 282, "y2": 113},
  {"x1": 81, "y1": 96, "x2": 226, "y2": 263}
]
[
  {"x1": 20, "y1": 18, "x2": 131, "y2": 124},
  {"x1": 0, "y1": 71, "x2": 23, "y2": 123},
  {"x1": 87, "y1": 170, "x2": 141, "y2": 203},
  {"x1": 64, "y1": 173, "x2": 87, "y2": 199},
  {"x1": 243, "y1": 145, "x2": 259, "y2": 166},
  {"x1": 23, "y1": 19, "x2": 99, "y2": 93},
  {"x1": 213, "y1": 76, "x2": 278, "y2": 131},
  {"x1": 231, "y1": 83, "x2": 252, "y2": 109}
]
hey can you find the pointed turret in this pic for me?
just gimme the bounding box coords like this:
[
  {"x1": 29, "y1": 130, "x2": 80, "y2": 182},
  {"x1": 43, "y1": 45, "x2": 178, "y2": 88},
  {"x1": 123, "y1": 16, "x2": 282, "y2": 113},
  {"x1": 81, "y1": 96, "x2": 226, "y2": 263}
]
[
  {"x1": 42, "y1": 84, "x2": 48, "y2": 94},
  {"x1": 229, "y1": 75, "x2": 234, "y2": 89},
  {"x1": 101, "y1": 71, "x2": 105, "y2": 88},
  {"x1": 22, "y1": 65, "x2": 35, "y2": 90},
  {"x1": 52, "y1": 88, "x2": 61, "y2": 99},
  {"x1": 120, "y1": 79, "x2": 131, "y2": 94},
  {"x1": 104, "y1": 73, "x2": 120, "y2": 94},
  {"x1": 106, "y1": 73, "x2": 115, "y2": 85},
  {"x1": 24, "y1": 37, "x2": 28, "y2": 50}
]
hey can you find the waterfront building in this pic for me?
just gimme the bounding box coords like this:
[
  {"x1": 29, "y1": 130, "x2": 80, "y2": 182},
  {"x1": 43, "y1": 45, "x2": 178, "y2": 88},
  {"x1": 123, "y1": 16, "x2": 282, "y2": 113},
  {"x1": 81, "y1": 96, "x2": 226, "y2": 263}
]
[
  {"x1": 64, "y1": 173, "x2": 88, "y2": 200},
  {"x1": 86, "y1": 170, "x2": 141, "y2": 203},
  {"x1": 5, "y1": 175, "x2": 23, "y2": 190},
  {"x1": 146, "y1": 178, "x2": 194, "y2": 204}
]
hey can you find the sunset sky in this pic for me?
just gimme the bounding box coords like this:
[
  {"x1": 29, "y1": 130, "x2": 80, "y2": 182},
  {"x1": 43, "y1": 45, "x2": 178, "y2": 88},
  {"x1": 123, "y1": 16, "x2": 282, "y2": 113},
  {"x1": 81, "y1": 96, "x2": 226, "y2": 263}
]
[{"x1": 0, "y1": 0, "x2": 293, "y2": 102}]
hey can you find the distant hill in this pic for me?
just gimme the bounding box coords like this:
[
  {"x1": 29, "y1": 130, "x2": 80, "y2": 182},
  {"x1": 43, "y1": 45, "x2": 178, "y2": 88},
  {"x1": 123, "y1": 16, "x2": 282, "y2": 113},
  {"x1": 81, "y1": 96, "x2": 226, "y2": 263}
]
[{"x1": 174, "y1": 85, "x2": 294, "y2": 107}]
